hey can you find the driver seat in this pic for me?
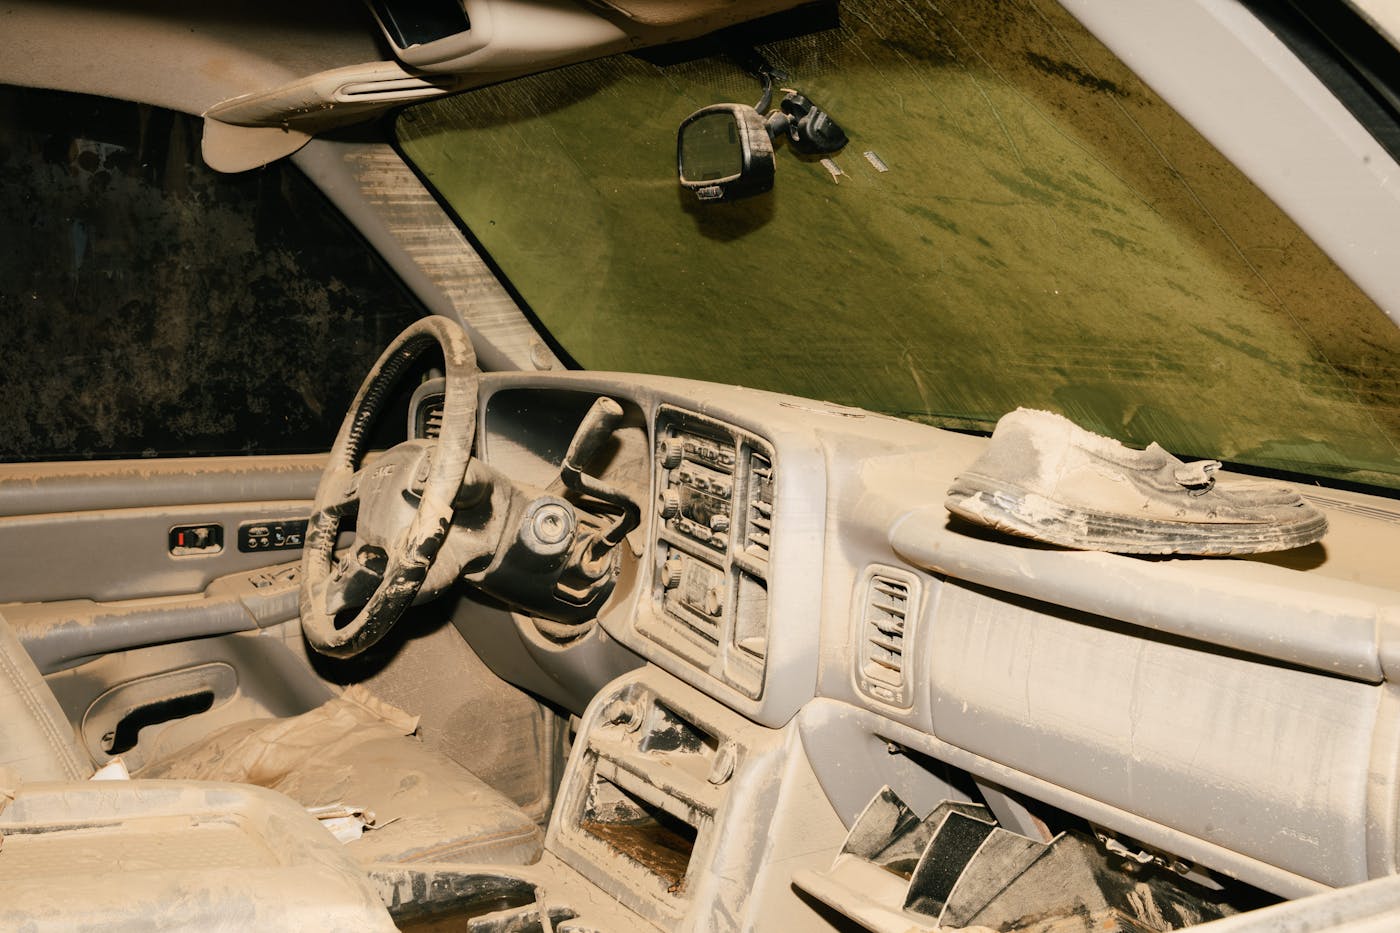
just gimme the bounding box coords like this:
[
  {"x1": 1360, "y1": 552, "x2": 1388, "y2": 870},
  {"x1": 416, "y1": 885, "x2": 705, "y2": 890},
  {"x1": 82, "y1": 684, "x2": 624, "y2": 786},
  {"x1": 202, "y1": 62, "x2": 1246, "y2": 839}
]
[{"x1": 0, "y1": 609, "x2": 543, "y2": 867}]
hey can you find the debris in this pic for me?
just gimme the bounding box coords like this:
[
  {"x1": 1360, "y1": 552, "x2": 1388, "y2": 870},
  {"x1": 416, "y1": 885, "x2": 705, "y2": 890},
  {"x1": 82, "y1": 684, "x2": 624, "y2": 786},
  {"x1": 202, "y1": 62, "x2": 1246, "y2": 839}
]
[
  {"x1": 796, "y1": 786, "x2": 1234, "y2": 932},
  {"x1": 945, "y1": 408, "x2": 1328, "y2": 555},
  {"x1": 308, "y1": 803, "x2": 378, "y2": 844},
  {"x1": 89, "y1": 757, "x2": 131, "y2": 781}
]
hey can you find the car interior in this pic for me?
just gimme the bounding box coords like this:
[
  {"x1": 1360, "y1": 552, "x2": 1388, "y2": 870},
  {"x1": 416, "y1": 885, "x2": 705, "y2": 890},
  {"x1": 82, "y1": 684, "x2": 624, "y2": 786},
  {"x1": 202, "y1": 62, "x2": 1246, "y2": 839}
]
[{"x1": 1, "y1": 0, "x2": 1400, "y2": 930}]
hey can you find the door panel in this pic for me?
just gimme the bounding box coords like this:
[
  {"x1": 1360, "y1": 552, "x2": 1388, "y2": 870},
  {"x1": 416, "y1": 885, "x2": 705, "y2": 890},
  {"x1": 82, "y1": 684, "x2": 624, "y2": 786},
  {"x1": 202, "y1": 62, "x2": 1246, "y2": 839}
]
[
  {"x1": 6, "y1": 560, "x2": 302, "y2": 674},
  {"x1": 0, "y1": 501, "x2": 317, "y2": 603},
  {"x1": 0, "y1": 454, "x2": 326, "y2": 517},
  {"x1": 0, "y1": 455, "x2": 323, "y2": 675},
  {"x1": 0, "y1": 458, "x2": 339, "y2": 771},
  {"x1": 0, "y1": 455, "x2": 321, "y2": 604},
  {"x1": 0, "y1": 86, "x2": 444, "y2": 774},
  {"x1": 43, "y1": 625, "x2": 335, "y2": 773}
]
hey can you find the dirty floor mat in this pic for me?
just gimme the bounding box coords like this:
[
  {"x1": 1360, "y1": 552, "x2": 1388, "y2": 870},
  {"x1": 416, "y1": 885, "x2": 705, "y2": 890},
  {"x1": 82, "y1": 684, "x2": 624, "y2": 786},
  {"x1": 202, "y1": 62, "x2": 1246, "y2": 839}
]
[{"x1": 139, "y1": 685, "x2": 543, "y2": 866}]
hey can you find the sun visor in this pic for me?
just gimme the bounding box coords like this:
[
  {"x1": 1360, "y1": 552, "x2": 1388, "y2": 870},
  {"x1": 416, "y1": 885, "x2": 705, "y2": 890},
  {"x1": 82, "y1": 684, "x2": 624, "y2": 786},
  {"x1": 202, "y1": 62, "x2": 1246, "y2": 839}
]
[
  {"x1": 196, "y1": 0, "x2": 810, "y2": 170},
  {"x1": 202, "y1": 120, "x2": 313, "y2": 174}
]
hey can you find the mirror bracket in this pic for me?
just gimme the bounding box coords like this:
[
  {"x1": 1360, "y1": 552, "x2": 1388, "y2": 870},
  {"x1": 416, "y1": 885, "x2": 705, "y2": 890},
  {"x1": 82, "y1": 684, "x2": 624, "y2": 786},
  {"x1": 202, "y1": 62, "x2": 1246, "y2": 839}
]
[{"x1": 676, "y1": 64, "x2": 847, "y2": 203}]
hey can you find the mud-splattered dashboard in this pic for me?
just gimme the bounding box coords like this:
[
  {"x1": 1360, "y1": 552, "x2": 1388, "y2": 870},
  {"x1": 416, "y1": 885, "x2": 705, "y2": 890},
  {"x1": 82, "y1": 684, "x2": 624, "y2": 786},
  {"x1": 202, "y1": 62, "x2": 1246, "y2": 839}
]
[
  {"x1": 471, "y1": 368, "x2": 1400, "y2": 907},
  {"x1": 475, "y1": 372, "x2": 831, "y2": 727}
]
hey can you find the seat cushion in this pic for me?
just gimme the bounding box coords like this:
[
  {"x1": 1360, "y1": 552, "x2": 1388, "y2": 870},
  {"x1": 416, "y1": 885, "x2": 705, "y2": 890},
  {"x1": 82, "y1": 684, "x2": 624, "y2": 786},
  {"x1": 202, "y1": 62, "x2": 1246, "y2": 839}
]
[
  {"x1": 0, "y1": 780, "x2": 397, "y2": 931},
  {"x1": 139, "y1": 686, "x2": 543, "y2": 866}
]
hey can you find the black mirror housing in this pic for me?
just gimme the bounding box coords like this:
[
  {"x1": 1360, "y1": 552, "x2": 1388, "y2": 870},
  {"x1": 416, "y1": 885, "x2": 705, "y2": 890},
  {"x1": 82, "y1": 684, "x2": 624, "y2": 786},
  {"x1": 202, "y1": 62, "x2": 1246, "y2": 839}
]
[{"x1": 677, "y1": 104, "x2": 775, "y2": 202}]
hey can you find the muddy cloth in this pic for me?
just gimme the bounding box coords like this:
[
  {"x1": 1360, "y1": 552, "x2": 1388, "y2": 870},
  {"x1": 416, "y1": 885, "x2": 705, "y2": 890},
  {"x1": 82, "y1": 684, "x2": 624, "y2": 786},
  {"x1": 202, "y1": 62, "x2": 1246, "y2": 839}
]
[
  {"x1": 140, "y1": 686, "x2": 542, "y2": 866},
  {"x1": 946, "y1": 408, "x2": 1328, "y2": 555}
]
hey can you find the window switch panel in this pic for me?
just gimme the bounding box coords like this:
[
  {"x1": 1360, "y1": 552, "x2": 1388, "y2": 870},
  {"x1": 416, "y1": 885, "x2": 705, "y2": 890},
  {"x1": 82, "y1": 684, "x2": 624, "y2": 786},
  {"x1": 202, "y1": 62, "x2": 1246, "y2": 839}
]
[{"x1": 238, "y1": 518, "x2": 308, "y2": 552}]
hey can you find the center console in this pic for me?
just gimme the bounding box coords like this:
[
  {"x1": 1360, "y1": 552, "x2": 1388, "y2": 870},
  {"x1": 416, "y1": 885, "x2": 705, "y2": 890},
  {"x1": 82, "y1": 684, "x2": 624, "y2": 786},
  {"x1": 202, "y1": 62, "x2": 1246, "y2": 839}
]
[
  {"x1": 376, "y1": 665, "x2": 843, "y2": 932},
  {"x1": 547, "y1": 667, "x2": 788, "y2": 930}
]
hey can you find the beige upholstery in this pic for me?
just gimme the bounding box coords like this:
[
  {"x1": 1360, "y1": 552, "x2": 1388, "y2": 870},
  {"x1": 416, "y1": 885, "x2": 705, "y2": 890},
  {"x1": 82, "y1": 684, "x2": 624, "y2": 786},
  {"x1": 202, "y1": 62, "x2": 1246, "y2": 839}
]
[
  {"x1": 0, "y1": 610, "x2": 542, "y2": 867},
  {"x1": 141, "y1": 686, "x2": 544, "y2": 865},
  {"x1": 0, "y1": 612, "x2": 91, "y2": 782},
  {"x1": 0, "y1": 780, "x2": 397, "y2": 931}
]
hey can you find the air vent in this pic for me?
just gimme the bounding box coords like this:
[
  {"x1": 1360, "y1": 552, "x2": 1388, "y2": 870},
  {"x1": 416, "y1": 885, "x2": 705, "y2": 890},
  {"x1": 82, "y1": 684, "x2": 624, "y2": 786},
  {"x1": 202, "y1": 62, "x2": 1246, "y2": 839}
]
[
  {"x1": 857, "y1": 570, "x2": 918, "y2": 707},
  {"x1": 415, "y1": 394, "x2": 445, "y2": 439},
  {"x1": 745, "y1": 453, "x2": 773, "y2": 561},
  {"x1": 407, "y1": 377, "x2": 447, "y2": 441}
]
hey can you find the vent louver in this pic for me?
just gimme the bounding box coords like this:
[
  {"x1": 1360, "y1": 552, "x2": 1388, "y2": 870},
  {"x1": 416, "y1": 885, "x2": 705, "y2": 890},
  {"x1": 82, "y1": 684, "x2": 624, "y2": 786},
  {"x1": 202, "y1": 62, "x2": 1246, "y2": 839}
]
[
  {"x1": 858, "y1": 571, "x2": 916, "y2": 706},
  {"x1": 745, "y1": 453, "x2": 773, "y2": 560},
  {"x1": 415, "y1": 394, "x2": 445, "y2": 439}
]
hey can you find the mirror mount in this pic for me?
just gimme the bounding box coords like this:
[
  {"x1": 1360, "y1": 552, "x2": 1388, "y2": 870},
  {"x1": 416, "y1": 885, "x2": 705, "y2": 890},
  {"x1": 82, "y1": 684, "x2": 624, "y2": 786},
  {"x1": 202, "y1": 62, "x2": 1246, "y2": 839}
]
[
  {"x1": 768, "y1": 91, "x2": 849, "y2": 155},
  {"x1": 676, "y1": 51, "x2": 848, "y2": 202}
]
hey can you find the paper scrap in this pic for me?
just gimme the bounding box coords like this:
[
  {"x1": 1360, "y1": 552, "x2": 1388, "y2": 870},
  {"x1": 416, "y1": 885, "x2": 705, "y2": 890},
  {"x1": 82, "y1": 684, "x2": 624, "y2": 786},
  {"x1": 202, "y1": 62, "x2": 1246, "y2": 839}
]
[
  {"x1": 308, "y1": 803, "x2": 379, "y2": 844},
  {"x1": 90, "y1": 758, "x2": 131, "y2": 781}
]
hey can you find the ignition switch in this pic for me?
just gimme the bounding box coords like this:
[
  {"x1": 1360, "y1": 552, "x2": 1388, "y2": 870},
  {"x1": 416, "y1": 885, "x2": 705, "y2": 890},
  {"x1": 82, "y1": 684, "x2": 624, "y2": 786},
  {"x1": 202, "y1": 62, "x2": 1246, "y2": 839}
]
[{"x1": 520, "y1": 498, "x2": 576, "y2": 558}]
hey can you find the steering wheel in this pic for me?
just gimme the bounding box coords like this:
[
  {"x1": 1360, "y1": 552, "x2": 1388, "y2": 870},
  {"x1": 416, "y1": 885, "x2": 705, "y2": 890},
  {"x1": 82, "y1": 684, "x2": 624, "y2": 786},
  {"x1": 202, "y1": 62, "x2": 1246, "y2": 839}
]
[{"x1": 299, "y1": 316, "x2": 478, "y2": 658}]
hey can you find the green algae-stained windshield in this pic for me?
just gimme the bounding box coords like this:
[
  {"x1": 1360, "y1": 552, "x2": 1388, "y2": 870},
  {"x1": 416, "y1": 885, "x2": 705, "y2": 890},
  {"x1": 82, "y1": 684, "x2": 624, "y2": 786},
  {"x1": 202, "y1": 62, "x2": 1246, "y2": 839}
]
[{"x1": 397, "y1": 0, "x2": 1400, "y2": 491}]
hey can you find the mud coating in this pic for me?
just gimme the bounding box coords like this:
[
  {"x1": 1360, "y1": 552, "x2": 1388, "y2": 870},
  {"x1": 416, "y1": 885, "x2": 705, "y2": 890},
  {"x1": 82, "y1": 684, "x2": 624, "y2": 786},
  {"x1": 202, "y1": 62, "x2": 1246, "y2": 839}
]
[
  {"x1": 397, "y1": 0, "x2": 1400, "y2": 491},
  {"x1": 581, "y1": 816, "x2": 696, "y2": 892},
  {"x1": 300, "y1": 316, "x2": 478, "y2": 658},
  {"x1": 0, "y1": 86, "x2": 426, "y2": 462}
]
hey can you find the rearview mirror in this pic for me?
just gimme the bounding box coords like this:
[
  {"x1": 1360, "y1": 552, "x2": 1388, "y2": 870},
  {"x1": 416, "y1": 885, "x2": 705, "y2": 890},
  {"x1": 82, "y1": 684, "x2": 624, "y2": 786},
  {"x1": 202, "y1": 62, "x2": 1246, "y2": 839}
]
[{"x1": 676, "y1": 104, "x2": 775, "y2": 202}]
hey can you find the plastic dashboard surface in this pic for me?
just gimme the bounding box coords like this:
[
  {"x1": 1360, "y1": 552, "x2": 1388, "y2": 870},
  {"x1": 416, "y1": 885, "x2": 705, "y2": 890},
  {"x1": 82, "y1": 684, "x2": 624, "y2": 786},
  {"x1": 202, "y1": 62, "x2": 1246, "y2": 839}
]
[
  {"x1": 475, "y1": 369, "x2": 1400, "y2": 901},
  {"x1": 644, "y1": 405, "x2": 774, "y2": 702},
  {"x1": 476, "y1": 371, "x2": 831, "y2": 728}
]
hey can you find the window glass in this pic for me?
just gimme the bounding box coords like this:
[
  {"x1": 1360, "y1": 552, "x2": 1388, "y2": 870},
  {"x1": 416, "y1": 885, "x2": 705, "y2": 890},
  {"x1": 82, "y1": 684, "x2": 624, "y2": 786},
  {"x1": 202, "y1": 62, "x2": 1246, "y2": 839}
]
[
  {"x1": 0, "y1": 86, "x2": 426, "y2": 461},
  {"x1": 397, "y1": 0, "x2": 1400, "y2": 492}
]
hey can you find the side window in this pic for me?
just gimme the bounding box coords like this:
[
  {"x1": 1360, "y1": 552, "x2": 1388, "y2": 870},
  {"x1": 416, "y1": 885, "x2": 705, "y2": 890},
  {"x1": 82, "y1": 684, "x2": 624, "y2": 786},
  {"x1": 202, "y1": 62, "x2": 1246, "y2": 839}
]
[{"x1": 0, "y1": 86, "x2": 427, "y2": 462}]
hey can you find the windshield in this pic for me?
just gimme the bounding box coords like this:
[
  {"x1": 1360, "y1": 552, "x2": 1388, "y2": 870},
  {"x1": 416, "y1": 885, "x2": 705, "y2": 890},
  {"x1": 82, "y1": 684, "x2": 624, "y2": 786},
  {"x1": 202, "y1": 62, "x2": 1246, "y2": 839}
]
[{"x1": 396, "y1": 0, "x2": 1400, "y2": 492}]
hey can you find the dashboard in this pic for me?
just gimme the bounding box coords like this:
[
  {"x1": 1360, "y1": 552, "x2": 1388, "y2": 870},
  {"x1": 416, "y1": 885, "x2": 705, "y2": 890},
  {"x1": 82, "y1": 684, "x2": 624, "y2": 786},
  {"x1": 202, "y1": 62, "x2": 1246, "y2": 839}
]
[
  {"x1": 472, "y1": 368, "x2": 1400, "y2": 903},
  {"x1": 475, "y1": 374, "x2": 831, "y2": 727}
]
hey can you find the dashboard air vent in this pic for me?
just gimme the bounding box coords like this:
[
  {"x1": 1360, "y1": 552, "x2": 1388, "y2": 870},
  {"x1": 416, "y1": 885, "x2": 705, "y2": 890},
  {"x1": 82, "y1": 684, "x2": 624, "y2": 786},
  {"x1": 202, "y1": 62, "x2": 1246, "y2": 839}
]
[
  {"x1": 407, "y1": 377, "x2": 446, "y2": 441},
  {"x1": 415, "y1": 394, "x2": 445, "y2": 439},
  {"x1": 858, "y1": 569, "x2": 918, "y2": 707},
  {"x1": 745, "y1": 453, "x2": 773, "y2": 561}
]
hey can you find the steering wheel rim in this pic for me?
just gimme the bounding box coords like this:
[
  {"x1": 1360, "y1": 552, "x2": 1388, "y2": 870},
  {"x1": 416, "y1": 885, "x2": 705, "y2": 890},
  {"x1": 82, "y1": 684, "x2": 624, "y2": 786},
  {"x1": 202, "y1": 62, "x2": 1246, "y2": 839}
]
[{"x1": 299, "y1": 316, "x2": 478, "y2": 658}]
